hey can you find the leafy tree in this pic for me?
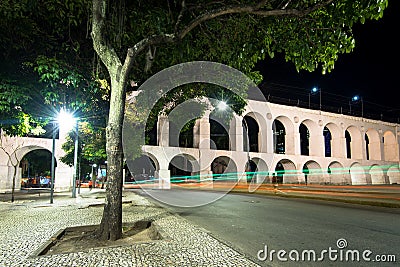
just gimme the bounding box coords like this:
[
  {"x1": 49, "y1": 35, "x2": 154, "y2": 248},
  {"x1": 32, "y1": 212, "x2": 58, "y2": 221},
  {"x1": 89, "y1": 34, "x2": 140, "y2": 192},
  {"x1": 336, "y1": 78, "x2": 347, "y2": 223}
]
[
  {"x1": 60, "y1": 121, "x2": 106, "y2": 172},
  {"x1": 0, "y1": 0, "x2": 98, "y2": 134},
  {"x1": 0, "y1": 0, "x2": 390, "y2": 241},
  {"x1": 91, "y1": 0, "x2": 388, "y2": 240}
]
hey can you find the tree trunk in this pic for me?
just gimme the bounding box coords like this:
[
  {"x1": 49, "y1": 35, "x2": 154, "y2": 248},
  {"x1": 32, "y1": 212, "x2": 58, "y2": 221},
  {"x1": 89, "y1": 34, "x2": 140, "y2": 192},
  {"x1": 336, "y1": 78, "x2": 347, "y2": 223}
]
[
  {"x1": 97, "y1": 77, "x2": 126, "y2": 241},
  {"x1": 11, "y1": 165, "x2": 16, "y2": 202}
]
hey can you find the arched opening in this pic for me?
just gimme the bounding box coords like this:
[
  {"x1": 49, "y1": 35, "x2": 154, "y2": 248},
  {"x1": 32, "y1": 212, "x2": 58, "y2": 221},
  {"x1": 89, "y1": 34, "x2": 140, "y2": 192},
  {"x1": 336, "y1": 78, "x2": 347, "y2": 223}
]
[
  {"x1": 303, "y1": 161, "x2": 322, "y2": 184},
  {"x1": 346, "y1": 126, "x2": 363, "y2": 159},
  {"x1": 299, "y1": 123, "x2": 309, "y2": 156},
  {"x1": 169, "y1": 121, "x2": 180, "y2": 147},
  {"x1": 211, "y1": 156, "x2": 237, "y2": 182},
  {"x1": 274, "y1": 159, "x2": 297, "y2": 184},
  {"x1": 20, "y1": 149, "x2": 56, "y2": 188},
  {"x1": 169, "y1": 154, "x2": 198, "y2": 183},
  {"x1": 324, "y1": 123, "x2": 341, "y2": 158},
  {"x1": 365, "y1": 129, "x2": 381, "y2": 160},
  {"x1": 365, "y1": 134, "x2": 370, "y2": 160},
  {"x1": 350, "y1": 163, "x2": 367, "y2": 185},
  {"x1": 246, "y1": 159, "x2": 258, "y2": 183},
  {"x1": 247, "y1": 157, "x2": 269, "y2": 184},
  {"x1": 323, "y1": 127, "x2": 332, "y2": 157},
  {"x1": 345, "y1": 130, "x2": 351, "y2": 159},
  {"x1": 243, "y1": 116, "x2": 259, "y2": 152},
  {"x1": 168, "y1": 119, "x2": 195, "y2": 148},
  {"x1": 210, "y1": 117, "x2": 230, "y2": 151},
  {"x1": 179, "y1": 119, "x2": 195, "y2": 148},
  {"x1": 369, "y1": 165, "x2": 385, "y2": 184},
  {"x1": 145, "y1": 118, "x2": 157, "y2": 146},
  {"x1": 383, "y1": 131, "x2": 399, "y2": 161},
  {"x1": 125, "y1": 154, "x2": 157, "y2": 184},
  {"x1": 387, "y1": 165, "x2": 400, "y2": 184},
  {"x1": 272, "y1": 120, "x2": 285, "y2": 154},
  {"x1": 328, "y1": 162, "x2": 349, "y2": 185}
]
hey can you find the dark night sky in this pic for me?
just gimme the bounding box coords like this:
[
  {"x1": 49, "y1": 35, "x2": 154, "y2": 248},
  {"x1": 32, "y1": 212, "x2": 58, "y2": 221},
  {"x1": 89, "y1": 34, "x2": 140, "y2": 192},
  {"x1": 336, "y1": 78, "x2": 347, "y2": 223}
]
[{"x1": 256, "y1": 0, "x2": 399, "y2": 122}]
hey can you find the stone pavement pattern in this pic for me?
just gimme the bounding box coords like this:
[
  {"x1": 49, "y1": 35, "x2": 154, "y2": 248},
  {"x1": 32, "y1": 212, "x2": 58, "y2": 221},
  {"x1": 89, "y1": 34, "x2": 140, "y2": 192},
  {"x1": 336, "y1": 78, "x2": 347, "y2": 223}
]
[{"x1": 0, "y1": 190, "x2": 259, "y2": 267}]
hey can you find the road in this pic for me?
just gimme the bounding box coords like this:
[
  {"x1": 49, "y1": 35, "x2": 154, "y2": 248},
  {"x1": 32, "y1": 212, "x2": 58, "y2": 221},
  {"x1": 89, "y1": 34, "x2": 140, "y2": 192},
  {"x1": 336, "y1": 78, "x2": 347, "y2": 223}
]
[{"x1": 133, "y1": 189, "x2": 400, "y2": 266}]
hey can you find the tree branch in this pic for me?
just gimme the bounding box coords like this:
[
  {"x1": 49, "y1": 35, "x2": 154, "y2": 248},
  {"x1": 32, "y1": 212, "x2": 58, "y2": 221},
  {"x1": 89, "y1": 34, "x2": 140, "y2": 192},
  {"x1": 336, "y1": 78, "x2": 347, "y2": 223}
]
[
  {"x1": 179, "y1": 0, "x2": 334, "y2": 39},
  {"x1": 123, "y1": 0, "x2": 335, "y2": 76},
  {"x1": 91, "y1": 0, "x2": 122, "y2": 76}
]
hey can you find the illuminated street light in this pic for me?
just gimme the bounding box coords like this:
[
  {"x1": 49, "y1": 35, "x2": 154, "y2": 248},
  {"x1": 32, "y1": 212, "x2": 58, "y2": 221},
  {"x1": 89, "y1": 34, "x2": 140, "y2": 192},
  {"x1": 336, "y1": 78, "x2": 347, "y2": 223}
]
[
  {"x1": 217, "y1": 100, "x2": 228, "y2": 111},
  {"x1": 309, "y1": 87, "x2": 322, "y2": 111},
  {"x1": 50, "y1": 109, "x2": 78, "y2": 203},
  {"x1": 350, "y1": 95, "x2": 364, "y2": 119}
]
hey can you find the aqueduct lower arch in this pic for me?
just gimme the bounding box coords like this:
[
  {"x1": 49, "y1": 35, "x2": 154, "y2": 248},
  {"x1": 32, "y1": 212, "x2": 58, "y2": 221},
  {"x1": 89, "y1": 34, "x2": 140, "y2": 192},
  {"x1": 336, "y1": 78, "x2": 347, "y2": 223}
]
[
  {"x1": 139, "y1": 100, "x2": 400, "y2": 188},
  {"x1": 1, "y1": 99, "x2": 400, "y2": 193}
]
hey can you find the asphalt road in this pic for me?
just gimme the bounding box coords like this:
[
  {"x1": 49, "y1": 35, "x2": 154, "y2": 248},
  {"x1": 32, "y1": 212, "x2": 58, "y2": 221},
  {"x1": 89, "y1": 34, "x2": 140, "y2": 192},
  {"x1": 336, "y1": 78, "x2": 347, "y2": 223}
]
[{"x1": 133, "y1": 189, "x2": 400, "y2": 267}]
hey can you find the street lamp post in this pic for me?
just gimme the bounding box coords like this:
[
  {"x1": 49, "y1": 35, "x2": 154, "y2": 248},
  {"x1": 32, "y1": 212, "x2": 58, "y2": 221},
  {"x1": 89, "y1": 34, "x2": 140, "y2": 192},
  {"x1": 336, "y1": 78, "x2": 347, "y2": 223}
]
[
  {"x1": 242, "y1": 118, "x2": 251, "y2": 171},
  {"x1": 309, "y1": 87, "x2": 322, "y2": 112},
  {"x1": 351, "y1": 95, "x2": 363, "y2": 119},
  {"x1": 72, "y1": 121, "x2": 78, "y2": 198},
  {"x1": 91, "y1": 163, "x2": 97, "y2": 188},
  {"x1": 52, "y1": 109, "x2": 77, "y2": 200},
  {"x1": 242, "y1": 118, "x2": 253, "y2": 184},
  {"x1": 50, "y1": 122, "x2": 56, "y2": 204}
]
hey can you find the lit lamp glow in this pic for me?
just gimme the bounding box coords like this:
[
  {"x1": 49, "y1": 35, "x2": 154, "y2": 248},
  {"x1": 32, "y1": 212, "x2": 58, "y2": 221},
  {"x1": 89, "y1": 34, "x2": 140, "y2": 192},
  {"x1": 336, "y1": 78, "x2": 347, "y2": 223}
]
[{"x1": 50, "y1": 109, "x2": 78, "y2": 203}]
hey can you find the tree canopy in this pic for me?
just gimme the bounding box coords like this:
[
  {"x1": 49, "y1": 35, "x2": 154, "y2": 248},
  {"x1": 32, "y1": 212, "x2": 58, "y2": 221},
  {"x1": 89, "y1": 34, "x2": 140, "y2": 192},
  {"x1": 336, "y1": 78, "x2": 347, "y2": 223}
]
[{"x1": 0, "y1": 0, "x2": 390, "y2": 241}]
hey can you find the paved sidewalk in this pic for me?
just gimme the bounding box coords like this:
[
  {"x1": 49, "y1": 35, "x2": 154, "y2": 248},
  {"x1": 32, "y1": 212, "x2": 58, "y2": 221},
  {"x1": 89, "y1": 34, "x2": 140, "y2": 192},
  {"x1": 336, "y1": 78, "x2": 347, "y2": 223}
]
[{"x1": 0, "y1": 189, "x2": 260, "y2": 267}]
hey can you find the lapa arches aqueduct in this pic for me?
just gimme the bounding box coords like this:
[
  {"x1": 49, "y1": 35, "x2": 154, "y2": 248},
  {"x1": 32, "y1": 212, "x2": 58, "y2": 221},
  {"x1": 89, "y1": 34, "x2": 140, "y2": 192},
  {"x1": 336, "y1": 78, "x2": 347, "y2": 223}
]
[{"x1": 1, "y1": 99, "x2": 400, "y2": 193}]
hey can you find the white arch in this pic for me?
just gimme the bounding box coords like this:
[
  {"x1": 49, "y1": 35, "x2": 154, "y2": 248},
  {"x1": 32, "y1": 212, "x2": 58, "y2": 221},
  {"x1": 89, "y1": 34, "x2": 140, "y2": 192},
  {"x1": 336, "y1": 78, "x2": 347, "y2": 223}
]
[
  {"x1": 274, "y1": 116, "x2": 295, "y2": 155},
  {"x1": 324, "y1": 122, "x2": 342, "y2": 158},
  {"x1": 387, "y1": 165, "x2": 400, "y2": 184},
  {"x1": 346, "y1": 126, "x2": 363, "y2": 159},
  {"x1": 303, "y1": 160, "x2": 322, "y2": 184},
  {"x1": 275, "y1": 159, "x2": 297, "y2": 184},
  {"x1": 211, "y1": 155, "x2": 238, "y2": 182},
  {"x1": 349, "y1": 163, "x2": 367, "y2": 185},
  {"x1": 243, "y1": 111, "x2": 268, "y2": 153},
  {"x1": 384, "y1": 131, "x2": 399, "y2": 161},
  {"x1": 369, "y1": 165, "x2": 385, "y2": 184},
  {"x1": 365, "y1": 128, "x2": 381, "y2": 160},
  {"x1": 169, "y1": 153, "x2": 200, "y2": 182},
  {"x1": 328, "y1": 161, "x2": 349, "y2": 185},
  {"x1": 300, "y1": 119, "x2": 320, "y2": 156},
  {"x1": 250, "y1": 157, "x2": 269, "y2": 183}
]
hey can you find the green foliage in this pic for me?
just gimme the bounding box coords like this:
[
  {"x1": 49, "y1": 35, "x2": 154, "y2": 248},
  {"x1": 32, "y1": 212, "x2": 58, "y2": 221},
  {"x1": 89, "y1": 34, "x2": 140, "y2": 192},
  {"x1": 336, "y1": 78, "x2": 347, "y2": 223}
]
[
  {"x1": 0, "y1": 0, "x2": 390, "y2": 157},
  {"x1": 60, "y1": 121, "x2": 106, "y2": 166}
]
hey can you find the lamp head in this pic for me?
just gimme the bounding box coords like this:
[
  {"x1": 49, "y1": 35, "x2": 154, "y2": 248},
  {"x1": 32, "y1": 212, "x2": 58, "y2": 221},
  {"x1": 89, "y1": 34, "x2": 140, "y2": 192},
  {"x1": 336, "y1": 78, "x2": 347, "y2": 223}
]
[
  {"x1": 217, "y1": 101, "x2": 228, "y2": 111},
  {"x1": 57, "y1": 109, "x2": 76, "y2": 131}
]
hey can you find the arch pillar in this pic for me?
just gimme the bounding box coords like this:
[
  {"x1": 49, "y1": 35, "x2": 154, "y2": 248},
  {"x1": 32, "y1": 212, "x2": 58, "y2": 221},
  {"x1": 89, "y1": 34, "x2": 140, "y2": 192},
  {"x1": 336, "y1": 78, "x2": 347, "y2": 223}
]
[
  {"x1": 266, "y1": 119, "x2": 274, "y2": 154},
  {"x1": 340, "y1": 135, "x2": 349, "y2": 158},
  {"x1": 155, "y1": 169, "x2": 171, "y2": 189},
  {"x1": 196, "y1": 112, "x2": 211, "y2": 150},
  {"x1": 157, "y1": 115, "x2": 169, "y2": 147},
  {"x1": 369, "y1": 134, "x2": 382, "y2": 160},
  {"x1": 229, "y1": 114, "x2": 243, "y2": 152},
  {"x1": 310, "y1": 129, "x2": 324, "y2": 157},
  {"x1": 285, "y1": 132, "x2": 299, "y2": 155}
]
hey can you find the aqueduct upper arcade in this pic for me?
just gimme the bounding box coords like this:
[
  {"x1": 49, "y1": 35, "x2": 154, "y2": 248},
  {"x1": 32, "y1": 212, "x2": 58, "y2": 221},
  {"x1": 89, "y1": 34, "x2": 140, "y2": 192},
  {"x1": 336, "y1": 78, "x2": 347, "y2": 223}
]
[
  {"x1": 1, "y1": 98, "x2": 399, "y2": 193},
  {"x1": 138, "y1": 100, "x2": 400, "y2": 188}
]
